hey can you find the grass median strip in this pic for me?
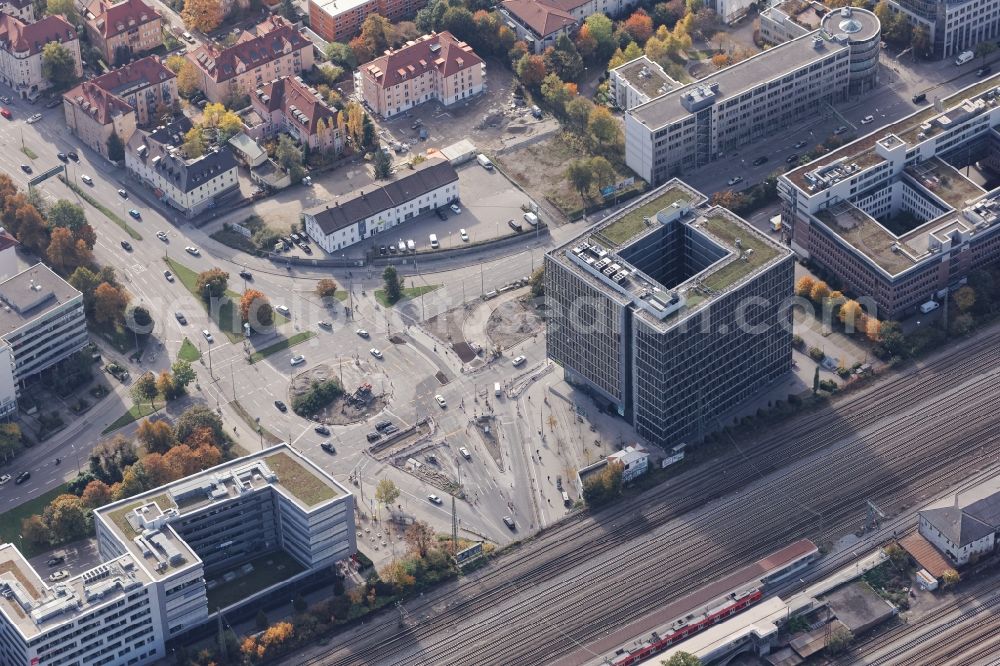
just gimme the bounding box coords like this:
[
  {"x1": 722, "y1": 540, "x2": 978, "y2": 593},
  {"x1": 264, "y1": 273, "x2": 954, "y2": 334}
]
[
  {"x1": 0, "y1": 484, "x2": 70, "y2": 556},
  {"x1": 249, "y1": 331, "x2": 316, "y2": 363},
  {"x1": 21, "y1": 146, "x2": 37, "y2": 159},
  {"x1": 102, "y1": 401, "x2": 163, "y2": 435},
  {"x1": 165, "y1": 257, "x2": 243, "y2": 342},
  {"x1": 58, "y1": 176, "x2": 142, "y2": 240},
  {"x1": 374, "y1": 285, "x2": 439, "y2": 307},
  {"x1": 178, "y1": 337, "x2": 201, "y2": 362}
]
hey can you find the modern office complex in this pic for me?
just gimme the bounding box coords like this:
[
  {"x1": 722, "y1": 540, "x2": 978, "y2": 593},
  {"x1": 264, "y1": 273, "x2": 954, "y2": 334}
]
[
  {"x1": 779, "y1": 74, "x2": 1000, "y2": 319},
  {"x1": 544, "y1": 180, "x2": 793, "y2": 448},
  {"x1": 0, "y1": 444, "x2": 356, "y2": 666},
  {"x1": 0, "y1": 263, "x2": 88, "y2": 416},
  {"x1": 625, "y1": 7, "x2": 879, "y2": 185},
  {"x1": 608, "y1": 56, "x2": 679, "y2": 111},
  {"x1": 887, "y1": 0, "x2": 1000, "y2": 59}
]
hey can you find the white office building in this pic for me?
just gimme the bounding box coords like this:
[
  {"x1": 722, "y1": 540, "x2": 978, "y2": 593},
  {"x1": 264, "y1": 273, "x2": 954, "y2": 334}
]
[
  {"x1": 304, "y1": 157, "x2": 459, "y2": 252},
  {"x1": 0, "y1": 263, "x2": 89, "y2": 416},
  {"x1": 0, "y1": 444, "x2": 356, "y2": 666},
  {"x1": 625, "y1": 8, "x2": 880, "y2": 185},
  {"x1": 888, "y1": 0, "x2": 1000, "y2": 59}
]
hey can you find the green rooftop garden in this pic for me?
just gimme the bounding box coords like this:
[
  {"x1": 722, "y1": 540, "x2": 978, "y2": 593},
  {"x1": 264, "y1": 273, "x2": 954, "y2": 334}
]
[
  {"x1": 701, "y1": 214, "x2": 782, "y2": 291},
  {"x1": 600, "y1": 187, "x2": 693, "y2": 245},
  {"x1": 267, "y1": 451, "x2": 338, "y2": 507}
]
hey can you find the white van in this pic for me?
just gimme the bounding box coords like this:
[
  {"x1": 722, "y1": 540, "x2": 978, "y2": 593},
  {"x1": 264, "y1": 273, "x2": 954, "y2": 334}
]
[
  {"x1": 562, "y1": 491, "x2": 570, "y2": 506},
  {"x1": 955, "y1": 50, "x2": 974, "y2": 65},
  {"x1": 397, "y1": 240, "x2": 406, "y2": 253},
  {"x1": 920, "y1": 300, "x2": 940, "y2": 314},
  {"x1": 769, "y1": 215, "x2": 782, "y2": 232},
  {"x1": 429, "y1": 233, "x2": 439, "y2": 249},
  {"x1": 494, "y1": 382, "x2": 502, "y2": 397},
  {"x1": 523, "y1": 212, "x2": 539, "y2": 226},
  {"x1": 476, "y1": 154, "x2": 493, "y2": 170},
  {"x1": 406, "y1": 239, "x2": 415, "y2": 252}
]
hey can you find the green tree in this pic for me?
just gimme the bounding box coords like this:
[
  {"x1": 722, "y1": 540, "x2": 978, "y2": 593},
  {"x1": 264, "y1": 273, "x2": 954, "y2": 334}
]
[
  {"x1": 324, "y1": 41, "x2": 358, "y2": 68},
  {"x1": 48, "y1": 200, "x2": 86, "y2": 231},
  {"x1": 276, "y1": 134, "x2": 305, "y2": 182},
  {"x1": 183, "y1": 127, "x2": 205, "y2": 158},
  {"x1": 582, "y1": 460, "x2": 623, "y2": 506},
  {"x1": 22, "y1": 515, "x2": 52, "y2": 550},
  {"x1": 565, "y1": 159, "x2": 594, "y2": 200},
  {"x1": 516, "y1": 53, "x2": 547, "y2": 88},
  {"x1": 664, "y1": 653, "x2": 702, "y2": 666},
  {"x1": 976, "y1": 41, "x2": 997, "y2": 65},
  {"x1": 41, "y1": 42, "x2": 77, "y2": 88},
  {"x1": 548, "y1": 33, "x2": 584, "y2": 81},
  {"x1": 382, "y1": 266, "x2": 402, "y2": 304},
  {"x1": 529, "y1": 267, "x2": 544, "y2": 298},
  {"x1": 175, "y1": 405, "x2": 226, "y2": 446},
  {"x1": 566, "y1": 97, "x2": 595, "y2": 132},
  {"x1": 584, "y1": 13, "x2": 615, "y2": 61},
  {"x1": 954, "y1": 285, "x2": 976, "y2": 313},
  {"x1": 942, "y1": 568, "x2": 961, "y2": 587},
  {"x1": 589, "y1": 156, "x2": 616, "y2": 195},
  {"x1": 195, "y1": 268, "x2": 229, "y2": 301},
  {"x1": 375, "y1": 478, "x2": 400, "y2": 516},
  {"x1": 910, "y1": 23, "x2": 931, "y2": 58},
  {"x1": 171, "y1": 359, "x2": 196, "y2": 390},
  {"x1": 588, "y1": 106, "x2": 619, "y2": 150},
  {"x1": 373, "y1": 144, "x2": 392, "y2": 179},
  {"x1": 107, "y1": 132, "x2": 125, "y2": 162},
  {"x1": 132, "y1": 372, "x2": 158, "y2": 408},
  {"x1": 315, "y1": 278, "x2": 338, "y2": 299},
  {"x1": 46, "y1": 0, "x2": 76, "y2": 18},
  {"x1": 540, "y1": 73, "x2": 570, "y2": 114},
  {"x1": 0, "y1": 422, "x2": 22, "y2": 463},
  {"x1": 826, "y1": 625, "x2": 854, "y2": 654},
  {"x1": 442, "y1": 6, "x2": 475, "y2": 41}
]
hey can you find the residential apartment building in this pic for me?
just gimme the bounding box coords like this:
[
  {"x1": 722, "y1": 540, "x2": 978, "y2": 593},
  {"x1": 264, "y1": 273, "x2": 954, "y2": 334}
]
[
  {"x1": 499, "y1": 0, "x2": 640, "y2": 52},
  {"x1": 608, "y1": 56, "x2": 679, "y2": 111},
  {"x1": 625, "y1": 8, "x2": 879, "y2": 185},
  {"x1": 308, "y1": 0, "x2": 427, "y2": 43},
  {"x1": 888, "y1": 0, "x2": 1000, "y2": 59},
  {"x1": 84, "y1": 0, "x2": 162, "y2": 65},
  {"x1": 0, "y1": 0, "x2": 33, "y2": 22},
  {"x1": 359, "y1": 32, "x2": 485, "y2": 118},
  {"x1": 0, "y1": 444, "x2": 356, "y2": 666},
  {"x1": 779, "y1": 74, "x2": 1000, "y2": 319},
  {"x1": 126, "y1": 118, "x2": 239, "y2": 217},
  {"x1": 0, "y1": 13, "x2": 82, "y2": 101},
  {"x1": 64, "y1": 81, "x2": 138, "y2": 160},
  {"x1": 245, "y1": 75, "x2": 344, "y2": 152},
  {"x1": 304, "y1": 157, "x2": 458, "y2": 252},
  {"x1": 63, "y1": 56, "x2": 176, "y2": 158},
  {"x1": 187, "y1": 16, "x2": 313, "y2": 104},
  {"x1": 0, "y1": 264, "x2": 88, "y2": 392},
  {"x1": 544, "y1": 180, "x2": 793, "y2": 449}
]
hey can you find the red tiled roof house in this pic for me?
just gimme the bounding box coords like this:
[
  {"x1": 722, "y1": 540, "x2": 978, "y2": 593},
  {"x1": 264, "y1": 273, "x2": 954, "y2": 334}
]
[
  {"x1": 247, "y1": 75, "x2": 344, "y2": 153},
  {"x1": 359, "y1": 31, "x2": 485, "y2": 119},
  {"x1": 84, "y1": 0, "x2": 162, "y2": 66},
  {"x1": 0, "y1": 13, "x2": 81, "y2": 100}
]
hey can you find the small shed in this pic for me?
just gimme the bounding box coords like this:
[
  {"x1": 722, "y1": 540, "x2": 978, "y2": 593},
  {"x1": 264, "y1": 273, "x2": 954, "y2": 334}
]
[
  {"x1": 441, "y1": 139, "x2": 476, "y2": 165},
  {"x1": 228, "y1": 133, "x2": 267, "y2": 168}
]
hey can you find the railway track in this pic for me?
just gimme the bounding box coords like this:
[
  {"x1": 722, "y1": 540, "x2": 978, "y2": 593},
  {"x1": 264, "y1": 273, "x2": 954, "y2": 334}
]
[{"x1": 292, "y1": 330, "x2": 1000, "y2": 666}]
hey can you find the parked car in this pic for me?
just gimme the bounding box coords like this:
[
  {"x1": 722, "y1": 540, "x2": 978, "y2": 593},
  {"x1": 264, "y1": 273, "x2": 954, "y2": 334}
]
[
  {"x1": 318, "y1": 320, "x2": 332, "y2": 329},
  {"x1": 428, "y1": 494, "x2": 442, "y2": 504},
  {"x1": 369, "y1": 348, "x2": 383, "y2": 359},
  {"x1": 727, "y1": 176, "x2": 743, "y2": 186},
  {"x1": 120, "y1": 240, "x2": 132, "y2": 251},
  {"x1": 0, "y1": 108, "x2": 10, "y2": 119},
  {"x1": 512, "y1": 355, "x2": 526, "y2": 366},
  {"x1": 48, "y1": 570, "x2": 69, "y2": 581},
  {"x1": 508, "y1": 219, "x2": 523, "y2": 232},
  {"x1": 320, "y1": 441, "x2": 335, "y2": 454},
  {"x1": 375, "y1": 420, "x2": 393, "y2": 432},
  {"x1": 175, "y1": 312, "x2": 187, "y2": 325},
  {"x1": 366, "y1": 431, "x2": 381, "y2": 442},
  {"x1": 163, "y1": 270, "x2": 174, "y2": 282},
  {"x1": 977, "y1": 65, "x2": 993, "y2": 77},
  {"x1": 752, "y1": 156, "x2": 768, "y2": 166},
  {"x1": 793, "y1": 140, "x2": 808, "y2": 149},
  {"x1": 185, "y1": 246, "x2": 200, "y2": 255},
  {"x1": 118, "y1": 189, "x2": 128, "y2": 198},
  {"x1": 379, "y1": 245, "x2": 387, "y2": 255},
  {"x1": 356, "y1": 329, "x2": 369, "y2": 338},
  {"x1": 912, "y1": 92, "x2": 927, "y2": 104},
  {"x1": 182, "y1": 31, "x2": 195, "y2": 43},
  {"x1": 15, "y1": 471, "x2": 30, "y2": 485},
  {"x1": 156, "y1": 230, "x2": 168, "y2": 241},
  {"x1": 503, "y1": 516, "x2": 515, "y2": 529},
  {"x1": 275, "y1": 305, "x2": 290, "y2": 316},
  {"x1": 0, "y1": 473, "x2": 9, "y2": 485},
  {"x1": 46, "y1": 555, "x2": 64, "y2": 566},
  {"x1": 459, "y1": 447, "x2": 471, "y2": 459},
  {"x1": 20, "y1": 164, "x2": 31, "y2": 174},
  {"x1": 274, "y1": 400, "x2": 287, "y2": 412},
  {"x1": 315, "y1": 425, "x2": 330, "y2": 435},
  {"x1": 202, "y1": 329, "x2": 213, "y2": 343},
  {"x1": 290, "y1": 354, "x2": 305, "y2": 366},
  {"x1": 239, "y1": 269, "x2": 252, "y2": 280},
  {"x1": 67, "y1": 151, "x2": 79, "y2": 162},
  {"x1": 785, "y1": 154, "x2": 799, "y2": 164},
  {"x1": 435, "y1": 394, "x2": 447, "y2": 408},
  {"x1": 45, "y1": 98, "x2": 61, "y2": 109},
  {"x1": 460, "y1": 228, "x2": 469, "y2": 242},
  {"x1": 833, "y1": 125, "x2": 848, "y2": 135},
  {"x1": 861, "y1": 115, "x2": 875, "y2": 124},
  {"x1": 450, "y1": 203, "x2": 461, "y2": 214},
  {"x1": 299, "y1": 243, "x2": 312, "y2": 254},
  {"x1": 80, "y1": 174, "x2": 93, "y2": 185},
  {"x1": 56, "y1": 152, "x2": 68, "y2": 162},
  {"x1": 128, "y1": 209, "x2": 140, "y2": 219},
  {"x1": 26, "y1": 113, "x2": 41, "y2": 124}
]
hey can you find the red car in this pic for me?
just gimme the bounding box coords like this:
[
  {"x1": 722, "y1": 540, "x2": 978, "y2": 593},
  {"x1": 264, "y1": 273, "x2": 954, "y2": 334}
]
[{"x1": 0, "y1": 108, "x2": 11, "y2": 120}]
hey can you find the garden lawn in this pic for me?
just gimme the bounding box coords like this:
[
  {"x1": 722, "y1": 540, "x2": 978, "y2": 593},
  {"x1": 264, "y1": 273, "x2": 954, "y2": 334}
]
[
  {"x1": 0, "y1": 484, "x2": 69, "y2": 556},
  {"x1": 178, "y1": 338, "x2": 201, "y2": 362}
]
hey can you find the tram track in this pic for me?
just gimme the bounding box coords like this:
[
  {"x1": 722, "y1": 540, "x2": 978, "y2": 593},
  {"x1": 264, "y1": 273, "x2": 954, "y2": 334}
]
[{"x1": 293, "y1": 330, "x2": 1000, "y2": 666}]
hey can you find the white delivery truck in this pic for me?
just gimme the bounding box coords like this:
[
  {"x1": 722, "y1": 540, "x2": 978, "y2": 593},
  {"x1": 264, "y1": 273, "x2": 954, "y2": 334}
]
[
  {"x1": 477, "y1": 154, "x2": 493, "y2": 170},
  {"x1": 769, "y1": 215, "x2": 782, "y2": 232},
  {"x1": 920, "y1": 300, "x2": 940, "y2": 313},
  {"x1": 429, "y1": 234, "x2": 439, "y2": 249},
  {"x1": 956, "y1": 50, "x2": 974, "y2": 65},
  {"x1": 523, "y1": 212, "x2": 539, "y2": 226},
  {"x1": 494, "y1": 382, "x2": 502, "y2": 397}
]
